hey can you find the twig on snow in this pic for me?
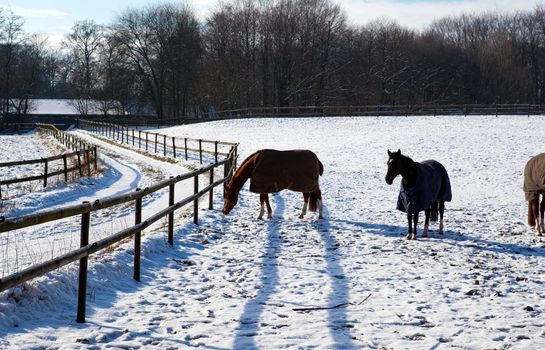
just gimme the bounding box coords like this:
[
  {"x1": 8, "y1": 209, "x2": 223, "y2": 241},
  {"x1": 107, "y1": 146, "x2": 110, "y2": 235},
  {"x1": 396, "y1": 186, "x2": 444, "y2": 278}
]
[{"x1": 292, "y1": 293, "x2": 372, "y2": 312}]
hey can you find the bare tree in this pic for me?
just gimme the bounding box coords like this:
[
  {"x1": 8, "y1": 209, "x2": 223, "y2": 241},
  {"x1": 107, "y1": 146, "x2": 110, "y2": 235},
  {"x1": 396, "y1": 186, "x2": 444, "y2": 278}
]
[{"x1": 63, "y1": 20, "x2": 104, "y2": 115}]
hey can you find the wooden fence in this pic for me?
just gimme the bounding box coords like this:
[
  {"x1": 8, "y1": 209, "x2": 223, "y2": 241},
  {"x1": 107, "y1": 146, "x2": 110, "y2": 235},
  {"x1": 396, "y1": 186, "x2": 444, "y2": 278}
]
[
  {"x1": 0, "y1": 141, "x2": 237, "y2": 323},
  {"x1": 0, "y1": 124, "x2": 98, "y2": 199},
  {"x1": 78, "y1": 119, "x2": 238, "y2": 164},
  {"x1": 207, "y1": 104, "x2": 545, "y2": 119}
]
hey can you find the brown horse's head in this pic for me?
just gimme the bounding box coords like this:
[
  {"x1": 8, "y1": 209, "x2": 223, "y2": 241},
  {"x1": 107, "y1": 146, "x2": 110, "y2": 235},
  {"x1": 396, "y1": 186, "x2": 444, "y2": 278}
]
[
  {"x1": 385, "y1": 149, "x2": 402, "y2": 185},
  {"x1": 222, "y1": 182, "x2": 238, "y2": 215}
]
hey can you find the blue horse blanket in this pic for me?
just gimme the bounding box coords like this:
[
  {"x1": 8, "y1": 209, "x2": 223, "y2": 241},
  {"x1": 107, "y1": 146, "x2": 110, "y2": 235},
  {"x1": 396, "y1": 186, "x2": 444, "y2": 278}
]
[{"x1": 397, "y1": 160, "x2": 452, "y2": 214}]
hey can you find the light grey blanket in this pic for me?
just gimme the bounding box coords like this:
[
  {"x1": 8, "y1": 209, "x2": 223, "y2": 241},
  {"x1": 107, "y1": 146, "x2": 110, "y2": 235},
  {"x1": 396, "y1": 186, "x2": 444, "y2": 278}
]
[{"x1": 523, "y1": 153, "x2": 545, "y2": 201}]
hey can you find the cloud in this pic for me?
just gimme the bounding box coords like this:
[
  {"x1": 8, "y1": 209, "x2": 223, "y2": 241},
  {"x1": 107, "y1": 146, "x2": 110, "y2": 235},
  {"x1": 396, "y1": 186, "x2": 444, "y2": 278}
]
[
  {"x1": 4, "y1": 6, "x2": 69, "y2": 19},
  {"x1": 334, "y1": 0, "x2": 544, "y2": 29}
]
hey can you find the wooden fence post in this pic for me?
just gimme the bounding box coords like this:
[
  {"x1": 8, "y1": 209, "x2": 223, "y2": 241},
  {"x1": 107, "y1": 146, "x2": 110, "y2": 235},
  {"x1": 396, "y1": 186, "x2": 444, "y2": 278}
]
[
  {"x1": 172, "y1": 137, "x2": 176, "y2": 158},
  {"x1": 77, "y1": 151, "x2": 83, "y2": 176},
  {"x1": 139, "y1": 131, "x2": 142, "y2": 149},
  {"x1": 194, "y1": 174, "x2": 199, "y2": 224},
  {"x1": 93, "y1": 146, "x2": 98, "y2": 170},
  {"x1": 76, "y1": 202, "x2": 90, "y2": 323},
  {"x1": 134, "y1": 188, "x2": 142, "y2": 282},
  {"x1": 163, "y1": 135, "x2": 167, "y2": 156},
  {"x1": 85, "y1": 149, "x2": 91, "y2": 177},
  {"x1": 63, "y1": 154, "x2": 68, "y2": 182},
  {"x1": 132, "y1": 129, "x2": 135, "y2": 146},
  {"x1": 184, "y1": 138, "x2": 188, "y2": 160},
  {"x1": 155, "y1": 133, "x2": 158, "y2": 153},
  {"x1": 43, "y1": 159, "x2": 48, "y2": 188},
  {"x1": 168, "y1": 178, "x2": 174, "y2": 246},
  {"x1": 146, "y1": 132, "x2": 149, "y2": 151},
  {"x1": 215, "y1": 141, "x2": 218, "y2": 163},
  {"x1": 199, "y1": 139, "x2": 203, "y2": 164},
  {"x1": 209, "y1": 167, "x2": 214, "y2": 210}
]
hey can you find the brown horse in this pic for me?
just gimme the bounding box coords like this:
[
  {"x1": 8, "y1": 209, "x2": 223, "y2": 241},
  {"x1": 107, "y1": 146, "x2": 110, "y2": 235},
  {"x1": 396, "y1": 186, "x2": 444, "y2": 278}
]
[
  {"x1": 223, "y1": 149, "x2": 324, "y2": 219},
  {"x1": 523, "y1": 153, "x2": 545, "y2": 236},
  {"x1": 385, "y1": 149, "x2": 452, "y2": 240}
]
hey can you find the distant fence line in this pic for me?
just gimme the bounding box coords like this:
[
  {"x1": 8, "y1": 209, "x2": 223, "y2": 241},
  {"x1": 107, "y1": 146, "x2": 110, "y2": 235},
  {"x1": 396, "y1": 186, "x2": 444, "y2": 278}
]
[
  {"x1": 0, "y1": 128, "x2": 238, "y2": 323},
  {"x1": 78, "y1": 119, "x2": 238, "y2": 164},
  {"x1": 2, "y1": 103, "x2": 544, "y2": 132},
  {"x1": 208, "y1": 103, "x2": 545, "y2": 119},
  {"x1": 0, "y1": 124, "x2": 98, "y2": 199}
]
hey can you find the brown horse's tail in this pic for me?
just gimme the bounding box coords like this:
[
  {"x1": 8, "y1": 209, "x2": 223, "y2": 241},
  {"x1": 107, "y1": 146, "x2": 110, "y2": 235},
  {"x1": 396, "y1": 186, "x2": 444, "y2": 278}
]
[
  {"x1": 318, "y1": 160, "x2": 324, "y2": 176},
  {"x1": 430, "y1": 201, "x2": 439, "y2": 222}
]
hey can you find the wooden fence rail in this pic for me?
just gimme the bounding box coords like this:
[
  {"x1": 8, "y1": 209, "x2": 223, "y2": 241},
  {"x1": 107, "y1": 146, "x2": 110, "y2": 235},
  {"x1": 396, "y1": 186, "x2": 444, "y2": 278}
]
[
  {"x1": 78, "y1": 119, "x2": 238, "y2": 164},
  {"x1": 0, "y1": 124, "x2": 99, "y2": 199},
  {"x1": 0, "y1": 143, "x2": 237, "y2": 323},
  {"x1": 206, "y1": 103, "x2": 545, "y2": 119}
]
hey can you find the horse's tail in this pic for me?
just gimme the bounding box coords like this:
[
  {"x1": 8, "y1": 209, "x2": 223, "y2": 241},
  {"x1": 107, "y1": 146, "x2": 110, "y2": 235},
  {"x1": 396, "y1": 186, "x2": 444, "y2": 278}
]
[
  {"x1": 318, "y1": 160, "x2": 324, "y2": 176},
  {"x1": 430, "y1": 201, "x2": 439, "y2": 222},
  {"x1": 308, "y1": 192, "x2": 319, "y2": 211}
]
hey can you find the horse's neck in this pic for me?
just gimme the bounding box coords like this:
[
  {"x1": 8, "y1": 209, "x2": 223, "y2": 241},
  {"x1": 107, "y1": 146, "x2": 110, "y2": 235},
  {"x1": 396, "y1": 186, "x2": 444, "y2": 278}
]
[
  {"x1": 229, "y1": 154, "x2": 256, "y2": 196},
  {"x1": 401, "y1": 156, "x2": 417, "y2": 187}
]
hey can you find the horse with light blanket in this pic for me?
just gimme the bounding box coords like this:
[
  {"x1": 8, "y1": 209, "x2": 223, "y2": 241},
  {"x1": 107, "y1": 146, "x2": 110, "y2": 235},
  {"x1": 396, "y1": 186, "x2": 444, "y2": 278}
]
[
  {"x1": 385, "y1": 149, "x2": 452, "y2": 240},
  {"x1": 523, "y1": 153, "x2": 545, "y2": 235},
  {"x1": 223, "y1": 149, "x2": 324, "y2": 219}
]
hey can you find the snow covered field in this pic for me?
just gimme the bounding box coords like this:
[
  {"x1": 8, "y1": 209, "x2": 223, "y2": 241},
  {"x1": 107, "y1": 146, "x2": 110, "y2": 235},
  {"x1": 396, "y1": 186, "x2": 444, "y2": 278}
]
[{"x1": 1, "y1": 115, "x2": 545, "y2": 349}]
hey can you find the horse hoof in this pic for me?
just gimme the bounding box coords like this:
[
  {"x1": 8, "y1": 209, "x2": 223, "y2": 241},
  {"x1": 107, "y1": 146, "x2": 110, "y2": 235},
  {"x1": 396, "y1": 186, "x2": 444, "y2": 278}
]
[
  {"x1": 298, "y1": 215, "x2": 304, "y2": 219},
  {"x1": 318, "y1": 215, "x2": 324, "y2": 219}
]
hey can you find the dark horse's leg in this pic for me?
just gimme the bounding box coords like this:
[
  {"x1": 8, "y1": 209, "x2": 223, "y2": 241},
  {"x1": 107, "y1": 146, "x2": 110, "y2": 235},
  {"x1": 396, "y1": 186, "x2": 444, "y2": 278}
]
[
  {"x1": 258, "y1": 193, "x2": 273, "y2": 220},
  {"x1": 422, "y1": 209, "x2": 431, "y2": 237},
  {"x1": 407, "y1": 213, "x2": 418, "y2": 240},
  {"x1": 439, "y1": 201, "x2": 445, "y2": 234}
]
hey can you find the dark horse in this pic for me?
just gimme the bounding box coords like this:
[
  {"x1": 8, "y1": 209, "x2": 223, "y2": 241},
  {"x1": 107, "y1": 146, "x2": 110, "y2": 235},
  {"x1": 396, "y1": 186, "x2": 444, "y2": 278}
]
[
  {"x1": 523, "y1": 153, "x2": 545, "y2": 236},
  {"x1": 385, "y1": 149, "x2": 452, "y2": 240},
  {"x1": 223, "y1": 149, "x2": 324, "y2": 219}
]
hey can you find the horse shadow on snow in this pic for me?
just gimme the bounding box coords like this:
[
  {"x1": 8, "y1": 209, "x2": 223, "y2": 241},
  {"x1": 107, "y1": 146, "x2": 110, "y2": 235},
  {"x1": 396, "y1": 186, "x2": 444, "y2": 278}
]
[
  {"x1": 233, "y1": 197, "x2": 358, "y2": 349},
  {"x1": 329, "y1": 219, "x2": 545, "y2": 258}
]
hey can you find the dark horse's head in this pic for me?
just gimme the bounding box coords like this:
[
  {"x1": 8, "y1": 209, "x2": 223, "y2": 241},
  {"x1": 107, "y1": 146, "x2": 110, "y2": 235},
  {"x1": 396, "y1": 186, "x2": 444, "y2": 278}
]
[
  {"x1": 385, "y1": 149, "x2": 403, "y2": 185},
  {"x1": 222, "y1": 182, "x2": 237, "y2": 215}
]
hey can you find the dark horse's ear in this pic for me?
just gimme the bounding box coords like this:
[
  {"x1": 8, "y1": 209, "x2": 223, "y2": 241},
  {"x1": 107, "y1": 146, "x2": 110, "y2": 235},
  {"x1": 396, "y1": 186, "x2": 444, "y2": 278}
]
[
  {"x1": 387, "y1": 149, "x2": 392, "y2": 156},
  {"x1": 396, "y1": 149, "x2": 401, "y2": 155}
]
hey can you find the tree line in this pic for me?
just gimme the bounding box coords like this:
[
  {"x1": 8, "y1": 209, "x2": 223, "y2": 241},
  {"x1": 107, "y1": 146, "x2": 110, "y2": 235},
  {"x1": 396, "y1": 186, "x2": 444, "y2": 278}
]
[{"x1": 1, "y1": 0, "x2": 545, "y2": 120}]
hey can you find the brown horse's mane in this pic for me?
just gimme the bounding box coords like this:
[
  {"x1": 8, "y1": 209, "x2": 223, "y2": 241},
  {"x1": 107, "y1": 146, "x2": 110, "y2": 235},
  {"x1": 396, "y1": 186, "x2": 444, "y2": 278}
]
[{"x1": 226, "y1": 150, "x2": 262, "y2": 197}]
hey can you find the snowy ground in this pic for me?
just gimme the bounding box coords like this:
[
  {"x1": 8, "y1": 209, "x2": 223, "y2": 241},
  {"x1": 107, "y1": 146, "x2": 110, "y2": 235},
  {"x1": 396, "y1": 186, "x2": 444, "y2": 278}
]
[{"x1": 1, "y1": 115, "x2": 545, "y2": 349}]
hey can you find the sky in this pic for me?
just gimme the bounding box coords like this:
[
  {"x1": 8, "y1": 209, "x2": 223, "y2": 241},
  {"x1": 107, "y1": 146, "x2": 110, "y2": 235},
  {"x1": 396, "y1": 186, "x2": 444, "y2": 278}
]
[{"x1": 0, "y1": 0, "x2": 543, "y2": 48}]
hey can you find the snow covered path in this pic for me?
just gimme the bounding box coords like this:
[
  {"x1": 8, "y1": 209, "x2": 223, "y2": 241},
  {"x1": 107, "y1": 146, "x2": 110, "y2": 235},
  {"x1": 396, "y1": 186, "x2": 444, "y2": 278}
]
[
  {"x1": 0, "y1": 129, "x2": 193, "y2": 277},
  {"x1": 1, "y1": 116, "x2": 545, "y2": 349}
]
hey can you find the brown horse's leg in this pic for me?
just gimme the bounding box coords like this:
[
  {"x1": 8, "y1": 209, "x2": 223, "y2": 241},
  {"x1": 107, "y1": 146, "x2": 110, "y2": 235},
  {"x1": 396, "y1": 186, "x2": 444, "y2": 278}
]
[
  {"x1": 258, "y1": 193, "x2": 267, "y2": 220},
  {"x1": 315, "y1": 188, "x2": 323, "y2": 219},
  {"x1": 538, "y1": 195, "x2": 545, "y2": 235},
  {"x1": 528, "y1": 198, "x2": 537, "y2": 227},
  {"x1": 531, "y1": 196, "x2": 541, "y2": 235},
  {"x1": 422, "y1": 209, "x2": 430, "y2": 237},
  {"x1": 264, "y1": 194, "x2": 273, "y2": 219},
  {"x1": 299, "y1": 193, "x2": 309, "y2": 219}
]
